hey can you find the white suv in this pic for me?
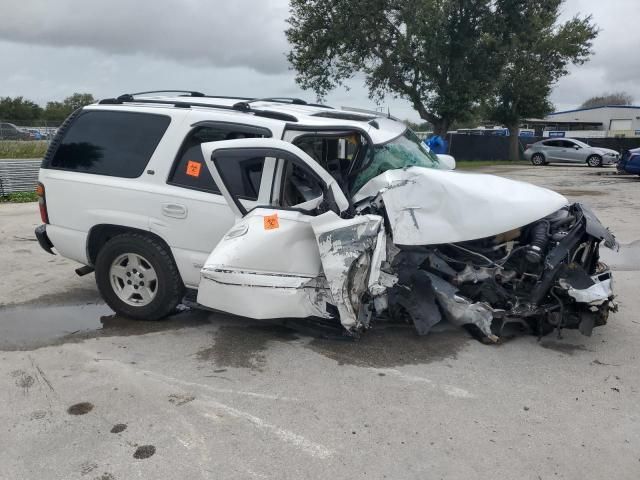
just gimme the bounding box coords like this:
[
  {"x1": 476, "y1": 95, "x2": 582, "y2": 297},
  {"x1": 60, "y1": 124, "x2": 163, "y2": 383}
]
[{"x1": 35, "y1": 91, "x2": 617, "y2": 341}]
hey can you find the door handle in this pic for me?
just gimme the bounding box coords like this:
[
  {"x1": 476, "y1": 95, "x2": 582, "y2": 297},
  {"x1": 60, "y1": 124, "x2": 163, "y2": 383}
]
[{"x1": 161, "y1": 203, "x2": 187, "y2": 219}]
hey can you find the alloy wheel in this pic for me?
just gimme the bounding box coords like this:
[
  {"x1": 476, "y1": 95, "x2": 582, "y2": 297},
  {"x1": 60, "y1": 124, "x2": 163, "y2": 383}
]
[{"x1": 109, "y1": 253, "x2": 158, "y2": 306}]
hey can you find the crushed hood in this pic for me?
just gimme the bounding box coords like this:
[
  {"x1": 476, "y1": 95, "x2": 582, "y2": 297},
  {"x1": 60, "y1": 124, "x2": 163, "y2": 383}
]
[{"x1": 352, "y1": 167, "x2": 568, "y2": 245}]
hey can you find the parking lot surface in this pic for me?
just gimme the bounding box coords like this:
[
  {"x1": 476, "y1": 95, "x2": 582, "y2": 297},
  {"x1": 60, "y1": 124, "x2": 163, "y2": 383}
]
[{"x1": 1, "y1": 165, "x2": 639, "y2": 479}]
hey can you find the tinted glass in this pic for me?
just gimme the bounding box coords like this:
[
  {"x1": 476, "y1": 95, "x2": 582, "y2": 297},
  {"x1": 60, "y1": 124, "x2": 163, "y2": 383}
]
[
  {"x1": 50, "y1": 111, "x2": 170, "y2": 177},
  {"x1": 215, "y1": 155, "x2": 265, "y2": 200},
  {"x1": 169, "y1": 125, "x2": 268, "y2": 194},
  {"x1": 543, "y1": 140, "x2": 561, "y2": 147},
  {"x1": 280, "y1": 160, "x2": 324, "y2": 207}
]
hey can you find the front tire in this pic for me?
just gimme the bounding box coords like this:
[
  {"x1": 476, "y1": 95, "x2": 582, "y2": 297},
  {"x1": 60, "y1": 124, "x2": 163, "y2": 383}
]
[
  {"x1": 587, "y1": 155, "x2": 602, "y2": 167},
  {"x1": 95, "y1": 233, "x2": 184, "y2": 320},
  {"x1": 531, "y1": 153, "x2": 546, "y2": 166}
]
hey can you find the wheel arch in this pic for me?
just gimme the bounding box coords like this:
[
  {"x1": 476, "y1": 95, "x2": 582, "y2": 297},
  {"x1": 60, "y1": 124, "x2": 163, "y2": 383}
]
[{"x1": 86, "y1": 224, "x2": 175, "y2": 266}]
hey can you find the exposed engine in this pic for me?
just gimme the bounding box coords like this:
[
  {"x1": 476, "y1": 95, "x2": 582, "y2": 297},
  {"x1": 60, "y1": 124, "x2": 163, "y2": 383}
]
[{"x1": 384, "y1": 203, "x2": 618, "y2": 342}]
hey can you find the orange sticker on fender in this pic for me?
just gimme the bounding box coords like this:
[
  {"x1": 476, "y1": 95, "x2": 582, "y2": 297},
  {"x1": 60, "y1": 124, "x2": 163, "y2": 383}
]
[
  {"x1": 186, "y1": 160, "x2": 201, "y2": 177},
  {"x1": 264, "y1": 213, "x2": 279, "y2": 230}
]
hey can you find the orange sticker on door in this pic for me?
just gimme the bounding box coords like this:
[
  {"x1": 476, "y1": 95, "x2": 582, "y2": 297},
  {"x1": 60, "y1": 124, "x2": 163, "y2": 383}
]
[
  {"x1": 263, "y1": 213, "x2": 279, "y2": 230},
  {"x1": 186, "y1": 160, "x2": 202, "y2": 177}
]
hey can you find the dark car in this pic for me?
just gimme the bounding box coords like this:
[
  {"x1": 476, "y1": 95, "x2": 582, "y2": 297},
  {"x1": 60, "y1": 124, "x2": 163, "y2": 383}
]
[
  {"x1": 0, "y1": 122, "x2": 29, "y2": 140},
  {"x1": 617, "y1": 147, "x2": 640, "y2": 175}
]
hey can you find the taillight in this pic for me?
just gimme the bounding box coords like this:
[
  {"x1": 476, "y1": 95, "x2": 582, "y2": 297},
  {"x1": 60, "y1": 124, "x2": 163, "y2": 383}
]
[{"x1": 36, "y1": 182, "x2": 49, "y2": 224}]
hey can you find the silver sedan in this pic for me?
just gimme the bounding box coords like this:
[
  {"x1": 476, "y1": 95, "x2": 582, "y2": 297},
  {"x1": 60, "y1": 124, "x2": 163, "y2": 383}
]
[{"x1": 524, "y1": 138, "x2": 619, "y2": 167}]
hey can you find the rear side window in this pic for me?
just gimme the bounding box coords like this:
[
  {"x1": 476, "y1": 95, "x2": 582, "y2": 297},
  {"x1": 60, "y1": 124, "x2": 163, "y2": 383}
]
[
  {"x1": 48, "y1": 111, "x2": 170, "y2": 177},
  {"x1": 543, "y1": 140, "x2": 562, "y2": 147},
  {"x1": 168, "y1": 123, "x2": 270, "y2": 194}
]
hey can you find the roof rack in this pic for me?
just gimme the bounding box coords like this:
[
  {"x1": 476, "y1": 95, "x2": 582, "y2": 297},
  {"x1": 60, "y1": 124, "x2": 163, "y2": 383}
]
[
  {"x1": 98, "y1": 96, "x2": 298, "y2": 122},
  {"x1": 129, "y1": 90, "x2": 206, "y2": 97},
  {"x1": 251, "y1": 97, "x2": 308, "y2": 105},
  {"x1": 125, "y1": 90, "x2": 256, "y2": 101},
  {"x1": 246, "y1": 97, "x2": 333, "y2": 109}
]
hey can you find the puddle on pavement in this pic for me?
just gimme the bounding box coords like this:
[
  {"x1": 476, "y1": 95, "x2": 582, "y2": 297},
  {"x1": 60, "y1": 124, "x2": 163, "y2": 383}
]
[
  {"x1": 0, "y1": 303, "x2": 211, "y2": 351},
  {"x1": 197, "y1": 324, "x2": 298, "y2": 370},
  {"x1": 197, "y1": 322, "x2": 470, "y2": 369},
  {"x1": 600, "y1": 240, "x2": 640, "y2": 271},
  {"x1": 309, "y1": 325, "x2": 470, "y2": 368}
]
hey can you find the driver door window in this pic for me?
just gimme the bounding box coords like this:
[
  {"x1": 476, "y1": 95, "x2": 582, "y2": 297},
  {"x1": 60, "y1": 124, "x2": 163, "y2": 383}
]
[{"x1": 272, "y1": 159, "x2": 326, "y2": 214}]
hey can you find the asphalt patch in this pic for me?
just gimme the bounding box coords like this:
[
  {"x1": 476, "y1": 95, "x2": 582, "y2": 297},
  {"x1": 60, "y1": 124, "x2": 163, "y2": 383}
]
[
  {"x1": 168, "y1": 394, "x2": 195, "y2": 406},
  {"x1": 67, "y1": 402, "x2": 94, "y2": 415},
  {"x1": 94, "y1": 473, "x2": 115, "y2": 480},
  {"x1": 110, "y1": 423, "x2": 127, "y2": 433},
  {"x1": 556, "y1": 189, "x2": 607, "y2": 197},
  {"x1": 539, "y1": 341, "x2": 591, "y2": 355},
  {"x1": 197, "y1": 324, "x2": 298, "y2": 370},
  {"x1": 133, "y1": 445, "x2": 156, "y2": 459},
  {"x1": 309, "y1": 325, "x2": 470, "y2": 367},
  {"x1": 15, "y1": 374, "x2": 34, "y2": 390}
]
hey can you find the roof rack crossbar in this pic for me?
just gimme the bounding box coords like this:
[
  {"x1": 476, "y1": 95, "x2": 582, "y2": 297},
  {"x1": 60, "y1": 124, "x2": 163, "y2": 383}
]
[
  {"x1": 202, "y1": 95, "x2": 256, "y2": 101},
  {"x1": 250, "y1": 97, "x2": 308, "y2": 105},
  {"x1": 125, "y1": 91, "x2": 257, "y2": 101},
  {"x1": 128, "y1": 90, "x2": 206, "y2": 97},
  {"x1": 97, "y1": 97, "x2": 298, "y2": 122}
]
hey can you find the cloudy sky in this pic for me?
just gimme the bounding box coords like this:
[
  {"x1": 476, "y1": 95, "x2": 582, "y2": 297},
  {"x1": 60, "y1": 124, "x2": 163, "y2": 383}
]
[{"x1": 0, "y1": 0, "x2": 638, "y2": 121}]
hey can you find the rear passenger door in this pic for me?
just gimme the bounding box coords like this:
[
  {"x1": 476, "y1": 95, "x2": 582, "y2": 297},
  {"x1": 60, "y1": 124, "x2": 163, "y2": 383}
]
[
  {"x1": 542, "y1": 140, "x2": 564, "y2": 162},
  {"x1": 558, "y1": 140, "x2": 583, "y2": 163},
  {"x1": 151, "y1": 122, "x2": 273, "y2": 288}
]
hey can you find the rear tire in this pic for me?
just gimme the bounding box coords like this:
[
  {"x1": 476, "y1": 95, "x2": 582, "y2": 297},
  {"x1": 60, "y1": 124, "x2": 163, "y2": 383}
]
[
  {"x1": 587, "y1": 155, "x2": 602, "y2": 167},
  {"x1": 95, "y1": 233, "x2": 184, "y2": 320},
  {"x1": 531, "y1": 153, "x2": 546, "y2": 166}
]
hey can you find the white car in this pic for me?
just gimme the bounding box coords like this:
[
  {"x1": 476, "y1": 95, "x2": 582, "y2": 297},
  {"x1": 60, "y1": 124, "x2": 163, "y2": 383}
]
[
  {"x1": 524, "y1": 138, "x2": 619, "y2": 167},
  {"x1": 35, "y1": 91, "x2": 617, "y2": 341}
]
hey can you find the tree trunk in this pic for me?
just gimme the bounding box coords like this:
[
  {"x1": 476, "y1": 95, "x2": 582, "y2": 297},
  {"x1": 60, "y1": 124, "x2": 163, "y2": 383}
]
[{"x1": 507, "y1": 125, "x2": 520, "y2": 162}]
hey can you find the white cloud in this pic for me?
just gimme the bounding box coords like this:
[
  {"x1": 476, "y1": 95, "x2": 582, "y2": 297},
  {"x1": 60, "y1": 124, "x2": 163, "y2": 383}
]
[
  {"x1": 0, "y1": 0, "x2": 291, "y2": 74},
  {"x1": 552, "y1": 0, "x2": 640, "y2": 109}
]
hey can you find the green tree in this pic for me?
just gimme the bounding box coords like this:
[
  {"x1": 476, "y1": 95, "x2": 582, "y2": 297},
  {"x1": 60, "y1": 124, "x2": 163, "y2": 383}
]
[
  {"x1": 581, "y1": 91, "x2": 633, "y2": 109},
  {"x1": 43, "y1": 101, "x2": 68, "y2": 123},
  {"x1": 63, "y1": 93, "x2": 95, "y2": 111},
  {"x1": 286, "y1": 0, "x2": 501, "y2": 135},
  {"x1": 0, "y1": 96, "x2": 43, "y2": 124},
  {"x1": 43, "y1": 93, "x2": 95, "y2": 123},
  {"x1": 486, "y1": 0, "x2": 597, "y2": 161}
]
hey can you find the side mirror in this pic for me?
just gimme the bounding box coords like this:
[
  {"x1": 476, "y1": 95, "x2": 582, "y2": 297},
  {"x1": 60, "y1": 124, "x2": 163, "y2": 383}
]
[
  {"x1": 437, "y1": 154, "x2": 456, "y2": 170},
  {"x1": 574, "y1": 145, "x2": 580, "y2": 150}
]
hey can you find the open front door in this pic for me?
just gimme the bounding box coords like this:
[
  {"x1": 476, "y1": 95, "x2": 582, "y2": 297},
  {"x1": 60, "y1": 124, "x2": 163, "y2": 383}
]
[{"x1": 195, "y1": 138, "x2": 388, "y2": 333}]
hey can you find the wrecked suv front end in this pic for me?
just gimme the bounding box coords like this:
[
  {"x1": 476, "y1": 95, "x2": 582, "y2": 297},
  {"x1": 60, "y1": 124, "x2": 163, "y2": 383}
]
[{"x1": 349, "y1": 167, "x2": 618, "y2": 342}]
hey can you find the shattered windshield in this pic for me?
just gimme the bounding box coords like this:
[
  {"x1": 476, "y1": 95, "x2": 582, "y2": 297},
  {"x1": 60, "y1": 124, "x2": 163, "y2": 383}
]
[{"x1": 352, "y1": 129, "x2": 442, "y2": 192}]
